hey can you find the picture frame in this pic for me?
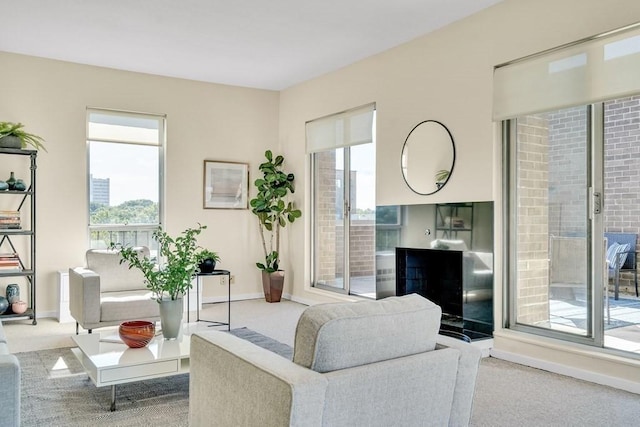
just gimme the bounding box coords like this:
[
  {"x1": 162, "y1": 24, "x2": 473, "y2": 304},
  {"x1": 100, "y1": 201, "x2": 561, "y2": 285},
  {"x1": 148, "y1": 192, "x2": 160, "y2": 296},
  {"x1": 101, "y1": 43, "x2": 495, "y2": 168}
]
[{"x1": 203, "y1": 160, "x2": 249, "y2": 209}]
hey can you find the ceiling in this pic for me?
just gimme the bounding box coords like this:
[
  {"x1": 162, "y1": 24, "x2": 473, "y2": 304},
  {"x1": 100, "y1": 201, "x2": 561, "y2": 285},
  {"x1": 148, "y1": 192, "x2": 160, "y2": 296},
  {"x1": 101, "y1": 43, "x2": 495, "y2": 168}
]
[{"x1": 0, "y1": 0, "x2": 503, "y2": 90}]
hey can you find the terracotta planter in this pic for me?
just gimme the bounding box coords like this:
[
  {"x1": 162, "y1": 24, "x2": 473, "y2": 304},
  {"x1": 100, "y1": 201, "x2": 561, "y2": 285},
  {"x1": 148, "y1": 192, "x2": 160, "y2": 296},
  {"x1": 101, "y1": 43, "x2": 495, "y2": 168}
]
[{"x1": 261, "y1": 270, "x2": 284, "y2": 303}]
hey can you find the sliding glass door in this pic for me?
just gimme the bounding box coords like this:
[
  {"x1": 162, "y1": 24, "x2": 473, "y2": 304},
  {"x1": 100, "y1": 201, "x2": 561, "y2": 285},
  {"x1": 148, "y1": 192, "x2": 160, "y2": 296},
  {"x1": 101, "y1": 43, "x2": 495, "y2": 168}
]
[{"x1": 508, "y1": 106, "x2": 595, "y2": 340}]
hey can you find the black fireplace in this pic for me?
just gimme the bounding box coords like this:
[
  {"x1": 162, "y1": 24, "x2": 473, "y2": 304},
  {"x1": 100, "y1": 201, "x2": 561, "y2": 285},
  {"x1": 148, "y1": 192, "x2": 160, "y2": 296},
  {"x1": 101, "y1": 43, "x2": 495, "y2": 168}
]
[{"x1": 395, "y1": 247, "x2": 493, "y2": 340}]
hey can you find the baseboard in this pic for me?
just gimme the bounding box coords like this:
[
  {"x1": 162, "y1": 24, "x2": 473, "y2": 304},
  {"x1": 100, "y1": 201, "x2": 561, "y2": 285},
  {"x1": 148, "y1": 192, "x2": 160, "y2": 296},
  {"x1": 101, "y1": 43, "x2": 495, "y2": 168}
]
[{"x1": 490, "y1": 348, "x2": 640, "y2": 395}]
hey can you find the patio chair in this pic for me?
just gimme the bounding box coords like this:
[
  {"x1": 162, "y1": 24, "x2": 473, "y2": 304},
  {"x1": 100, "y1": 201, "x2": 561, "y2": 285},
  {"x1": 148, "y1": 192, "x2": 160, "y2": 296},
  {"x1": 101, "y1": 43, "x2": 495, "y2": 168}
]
[{"x1": 604, "y1": 232, "x2": 638, "y2": 299}]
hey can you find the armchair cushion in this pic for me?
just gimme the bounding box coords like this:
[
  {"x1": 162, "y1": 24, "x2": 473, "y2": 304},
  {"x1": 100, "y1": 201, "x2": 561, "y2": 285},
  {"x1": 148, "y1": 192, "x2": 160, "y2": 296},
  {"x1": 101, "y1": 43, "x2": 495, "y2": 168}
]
[
  {"x1": 293, "y1": 294, "x2": 441, "y2": 373},
  {"x1": 100, "y1": 290, "x2": 158, "y2": 322},
  {"x1": 86, "y1": 247, "x2": 150, "y2": 293}
]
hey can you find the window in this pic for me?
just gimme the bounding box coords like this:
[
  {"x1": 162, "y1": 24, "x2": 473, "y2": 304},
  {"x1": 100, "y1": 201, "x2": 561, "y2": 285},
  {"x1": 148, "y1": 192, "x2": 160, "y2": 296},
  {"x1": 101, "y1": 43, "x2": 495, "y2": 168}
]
[
  {"x1": 497, "y1": 23, "x2": 640, "y2": 352},
  {"x1": 308, "y1": 104, "x2": 376, "y2": 297},
  {"x1": 87, "y1": 109, "x2": 164, "y2": 250}
]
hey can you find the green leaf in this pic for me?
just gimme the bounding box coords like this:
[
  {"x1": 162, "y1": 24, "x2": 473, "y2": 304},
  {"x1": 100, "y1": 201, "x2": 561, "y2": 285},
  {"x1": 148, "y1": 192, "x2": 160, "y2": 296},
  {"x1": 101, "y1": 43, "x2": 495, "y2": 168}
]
[{"x1": 265, "y1": 150, "x2": 273, "y2": 161}]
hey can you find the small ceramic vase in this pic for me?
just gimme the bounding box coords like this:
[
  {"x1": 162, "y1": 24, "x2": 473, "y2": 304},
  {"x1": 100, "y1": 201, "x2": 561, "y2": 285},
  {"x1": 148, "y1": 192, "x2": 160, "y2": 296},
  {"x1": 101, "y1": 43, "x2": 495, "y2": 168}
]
[
  {"x1": 0, "y1": 181, "x2": 7, "y2": 191},
  {"x1": 11, "y1": 301, "x2": 27, "y2": 315},
  {"x1": 0, "y1": 296, "x2": 9, "y2": 315},
  {"x1": 6, "y1": 284, "x2": 20, "y2": 304},
  {"x1": 6, "y1": 172, "x2": 16, "y2": 190},
  {"x1": 13, "y1": 179, "x2": 26, "y2": 191}
]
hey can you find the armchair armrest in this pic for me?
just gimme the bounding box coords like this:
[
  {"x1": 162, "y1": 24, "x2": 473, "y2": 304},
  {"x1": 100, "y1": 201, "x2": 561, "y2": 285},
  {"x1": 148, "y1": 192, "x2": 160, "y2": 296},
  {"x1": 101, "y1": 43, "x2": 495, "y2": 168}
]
[
  {"x1": 68, "y1": 267, "x2": 101, "y2": 326},
  {"x1": 436, "y1": 334, "x2": 482, "y2": 427},
  {"x1": 189, "y1": 331, "x2": 327, "y2": 427}
]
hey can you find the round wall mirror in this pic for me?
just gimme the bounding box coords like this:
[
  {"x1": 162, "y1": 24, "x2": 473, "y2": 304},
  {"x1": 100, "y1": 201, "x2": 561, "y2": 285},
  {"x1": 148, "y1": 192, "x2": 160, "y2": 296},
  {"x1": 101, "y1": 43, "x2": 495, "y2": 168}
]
[{"x1": 400, "y1": 120, "x2": 456, "y2": 195}]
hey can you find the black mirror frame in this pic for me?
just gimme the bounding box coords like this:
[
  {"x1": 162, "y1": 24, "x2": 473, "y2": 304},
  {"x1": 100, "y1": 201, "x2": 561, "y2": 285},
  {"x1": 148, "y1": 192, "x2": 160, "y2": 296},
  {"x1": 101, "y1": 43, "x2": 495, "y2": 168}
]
[{"x1": 400, "y1": 120, "x2": 456, "y2": 196}]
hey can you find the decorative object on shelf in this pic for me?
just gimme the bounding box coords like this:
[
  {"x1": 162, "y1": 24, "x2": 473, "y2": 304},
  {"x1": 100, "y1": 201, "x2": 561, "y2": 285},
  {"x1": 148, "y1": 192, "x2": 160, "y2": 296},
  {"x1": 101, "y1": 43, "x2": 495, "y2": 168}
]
[
  {"x1": 0, "y1": 296, "x2": 9, "y2": 315},
  {"x1": 6, "y1": 172, "x2": 16, "y2": 190},
  {"x1": 0, "y1": 181, "x2": 7, "y2": 191},
  {"x1": 13, "y1": 179, "x2": 26, "y2": 191},
  {"x1": 0, "y1": 122, "x2": 47, "y2": 151},
  {"x1": 118, "y1": 320, "x2": 156, "y2": 348},
  {"x1": 6, "y1": 283, "x2": 19, "y2": 303},
  {"x1": 250, "y1": 150, "x2": 302, "y2": 303},
  {"x1": 196, "y1": 249, "x2": 220, "y2": 274},
  {"x1": 11, "y1": 300, "x2": 27, "y2": 315},
  {"x1": 203, "y1": 160, "x2": 249, "y2": 209},
  {"x1": 0, "y1": 148, "x2": 37, "y2": 324},
  {"x1": 0, "y1": 213, "x2": 21, "y2": 231},
  {"x1": 111, "y1": 224, "x2": 206, "y2": 339}
]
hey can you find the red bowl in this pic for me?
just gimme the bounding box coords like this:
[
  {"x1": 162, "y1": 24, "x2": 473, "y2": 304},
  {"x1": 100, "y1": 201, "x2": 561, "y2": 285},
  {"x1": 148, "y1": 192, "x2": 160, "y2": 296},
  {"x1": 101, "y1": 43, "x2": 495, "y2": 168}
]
[{"x1": 119, "y1": 321, "x2": 156, "y2": 348}]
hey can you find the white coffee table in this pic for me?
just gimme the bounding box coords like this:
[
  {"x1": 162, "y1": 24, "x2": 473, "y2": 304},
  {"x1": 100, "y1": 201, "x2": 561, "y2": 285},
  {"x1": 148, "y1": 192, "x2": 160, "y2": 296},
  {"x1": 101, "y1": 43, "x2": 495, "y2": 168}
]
[{"x1": 71, "y1": 323, "x2": 204, "y2": 411}]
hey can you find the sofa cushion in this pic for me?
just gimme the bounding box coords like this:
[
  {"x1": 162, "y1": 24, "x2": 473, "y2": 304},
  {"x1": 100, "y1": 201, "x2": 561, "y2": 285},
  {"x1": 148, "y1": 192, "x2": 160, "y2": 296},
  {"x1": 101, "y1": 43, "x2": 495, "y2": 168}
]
[
  {"x1": 100, "y1": 290, "x2": 159, "y2": 322},
  {"x1": 293, "y1": 293, "x2": 442, "y2": 373},
  {"x1": 86, "y1": 247, "x2": 150, "y2": 293}
]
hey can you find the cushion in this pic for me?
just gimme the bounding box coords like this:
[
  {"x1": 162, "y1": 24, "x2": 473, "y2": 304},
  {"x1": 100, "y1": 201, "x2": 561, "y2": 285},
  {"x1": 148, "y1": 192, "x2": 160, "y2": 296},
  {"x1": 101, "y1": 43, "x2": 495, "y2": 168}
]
[
  {"x1": 86, "y1": 247, "x2": 150, "y2": 293},
  {"x1": 100, "y1": 289, "x2": 158, "y2": 321},
  {"x1": 293, "y1": 294, "x2": 442, "y2": 373},
  {"x1": 607, "y1": 242, "x2": 630, "y2": 271}
]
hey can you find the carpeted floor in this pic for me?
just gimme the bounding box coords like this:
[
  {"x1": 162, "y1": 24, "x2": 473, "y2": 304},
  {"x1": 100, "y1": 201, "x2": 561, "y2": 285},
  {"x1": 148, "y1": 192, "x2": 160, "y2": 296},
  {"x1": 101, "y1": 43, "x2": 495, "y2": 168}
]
[
  {"x1": 17, "y1": 328, "x2": 289, "y2": 427},
  {"x1": 17, "y1": 327, "x2": 640, "y2": 426}
]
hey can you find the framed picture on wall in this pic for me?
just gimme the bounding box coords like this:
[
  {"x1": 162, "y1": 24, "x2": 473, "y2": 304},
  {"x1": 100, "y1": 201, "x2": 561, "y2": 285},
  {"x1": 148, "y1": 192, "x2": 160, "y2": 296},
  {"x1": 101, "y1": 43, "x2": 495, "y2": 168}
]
[{"x1": 203, "y1": 160, "x2": 249, "y2": 209}]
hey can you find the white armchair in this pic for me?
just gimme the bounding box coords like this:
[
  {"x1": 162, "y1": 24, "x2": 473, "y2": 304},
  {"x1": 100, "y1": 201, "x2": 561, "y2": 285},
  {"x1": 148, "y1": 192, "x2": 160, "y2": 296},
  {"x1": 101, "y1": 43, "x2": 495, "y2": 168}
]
[
  {"x1": 69, "y1": 247, "x2": 160, "y2": 334},
  {"x1": 189, "y1": 294, "x2": 481, "y2": 426}
]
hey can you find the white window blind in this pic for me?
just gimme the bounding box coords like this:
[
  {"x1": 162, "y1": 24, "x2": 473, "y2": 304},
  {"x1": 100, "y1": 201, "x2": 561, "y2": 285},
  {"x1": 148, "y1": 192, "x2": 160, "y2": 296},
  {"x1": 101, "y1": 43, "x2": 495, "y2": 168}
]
[
  {"x1": 493, "y1": 23, "x2": 640, "y2": 120},
  {"x1": 306, "y1": 103, "x2": 375, "y2": 153},
  {"x1": 88, "y1": 109, "x2": 164, "y2": 145}
]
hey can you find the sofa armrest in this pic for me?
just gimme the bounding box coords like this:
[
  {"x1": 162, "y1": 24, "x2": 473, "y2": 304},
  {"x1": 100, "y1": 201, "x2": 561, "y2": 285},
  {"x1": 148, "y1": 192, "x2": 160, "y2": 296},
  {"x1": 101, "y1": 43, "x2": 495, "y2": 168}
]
[
  {"x1": 0, "y1": 353, "x2": 20, "y2": 426},
  {"x1": 69, "y1": 267, "x2": 101, "y2": 326},
  {"x1": 189, "y1": 331, "x2": 327, "y2": 427},
  {"x1": 436, "y1": 334, "x2": 482, "y2": 426}
]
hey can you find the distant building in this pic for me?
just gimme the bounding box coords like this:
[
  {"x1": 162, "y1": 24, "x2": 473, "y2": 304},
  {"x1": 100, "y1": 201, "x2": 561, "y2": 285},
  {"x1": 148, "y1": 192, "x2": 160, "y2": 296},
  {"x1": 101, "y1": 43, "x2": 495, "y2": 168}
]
[{"x1": 90, "y1": 175, "x2": 110, "y2": 206}]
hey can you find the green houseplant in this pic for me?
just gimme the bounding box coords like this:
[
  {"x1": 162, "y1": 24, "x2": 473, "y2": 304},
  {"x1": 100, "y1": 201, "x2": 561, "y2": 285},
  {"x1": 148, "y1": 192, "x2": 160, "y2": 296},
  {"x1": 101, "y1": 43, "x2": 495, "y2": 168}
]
[
  {"x1": 250, "y1": 150, "x2": 301, "y2": 302},
  {"x1": 111, "y1": 224, "x2": 206, "y2": 338},
  {"x1": 196, "y1": 248, "x2": 221, "y2": 274},
  {"x1": 0, "y1": 122, "x2": 47, "y2": 151}
]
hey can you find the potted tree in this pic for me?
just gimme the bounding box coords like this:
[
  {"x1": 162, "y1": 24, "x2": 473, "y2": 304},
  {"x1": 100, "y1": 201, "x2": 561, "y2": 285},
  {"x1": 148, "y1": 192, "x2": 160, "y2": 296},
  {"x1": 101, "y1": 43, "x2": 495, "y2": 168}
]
[
  {"x1": 250, "y1": 150, "x2": 302, "y2": 302},
  {"x1": 0, "y1": 122, "x2": 47, "y2": 151},
  {"x1": 111, "y1": 224, "x2": 206, "y2": 338}
]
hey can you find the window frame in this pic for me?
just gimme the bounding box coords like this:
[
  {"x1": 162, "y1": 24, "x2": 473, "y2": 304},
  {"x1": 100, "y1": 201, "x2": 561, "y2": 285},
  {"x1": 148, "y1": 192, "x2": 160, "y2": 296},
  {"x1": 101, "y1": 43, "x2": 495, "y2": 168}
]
[{"x1": 86, "y1": 108, "x2": 166, "y2": 249}]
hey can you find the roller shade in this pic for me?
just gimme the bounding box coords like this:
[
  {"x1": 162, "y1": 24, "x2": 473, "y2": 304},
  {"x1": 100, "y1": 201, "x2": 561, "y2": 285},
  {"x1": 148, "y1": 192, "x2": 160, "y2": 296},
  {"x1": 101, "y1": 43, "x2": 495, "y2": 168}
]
[
  {"x1": 306, "y1": 103, "x2": 375, "y2": 153},
  {"x1": 494, "y1": 23, "x2": 640, "y2": 120},
  {"x1": 88, "y1": 109, "x2": 164, "y2": 145}
]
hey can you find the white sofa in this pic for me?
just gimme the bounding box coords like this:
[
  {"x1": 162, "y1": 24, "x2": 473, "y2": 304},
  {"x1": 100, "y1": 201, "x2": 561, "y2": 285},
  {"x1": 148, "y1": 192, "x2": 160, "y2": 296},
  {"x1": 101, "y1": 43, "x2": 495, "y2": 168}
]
[
  {"x1": 0, "y1": 321, "x2": 20, "y2": 426},
  {"x1": 189, "y1": 294, "x2": 481, "y2": 426},
  {"x1": 69, "y1": 247, "x2": 160, "y2": 334}
]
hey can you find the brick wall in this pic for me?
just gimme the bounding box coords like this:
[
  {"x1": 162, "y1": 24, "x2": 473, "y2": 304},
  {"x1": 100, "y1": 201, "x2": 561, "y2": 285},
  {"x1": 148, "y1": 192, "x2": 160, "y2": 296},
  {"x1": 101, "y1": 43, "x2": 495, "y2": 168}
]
[
  {"x1": 516, "y1": 115, "x2": 550, "y2": 324},
  {"x1": 604, "y1": 95, "x2": 640, "y2": 292}
]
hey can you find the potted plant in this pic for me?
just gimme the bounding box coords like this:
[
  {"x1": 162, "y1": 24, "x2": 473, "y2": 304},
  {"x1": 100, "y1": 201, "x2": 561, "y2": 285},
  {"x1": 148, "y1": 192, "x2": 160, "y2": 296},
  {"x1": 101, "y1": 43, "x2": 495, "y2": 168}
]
[
  {"x1": 196, "y1": 248, "x2": 221, "y2": 274},
  {"x1": 250, "y1": 150, "x2": 302, "y2": 302},
  {"x1": 111, "y1": 224, "x2": 206, "y2": 338},
  {"x1": 435, "y1": 169, "x2": 450, "y2": 189},
  {"x1": 0, "y1": 122, "x2": 47, "y2": 151}
]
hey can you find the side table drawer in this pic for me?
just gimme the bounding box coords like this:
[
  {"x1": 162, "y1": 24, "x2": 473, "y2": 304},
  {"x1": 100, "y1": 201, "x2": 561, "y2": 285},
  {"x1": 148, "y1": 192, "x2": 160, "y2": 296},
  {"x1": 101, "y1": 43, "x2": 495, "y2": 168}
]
[{"x1": 100, "y1": 359, "x2": 179, "y2": 384}]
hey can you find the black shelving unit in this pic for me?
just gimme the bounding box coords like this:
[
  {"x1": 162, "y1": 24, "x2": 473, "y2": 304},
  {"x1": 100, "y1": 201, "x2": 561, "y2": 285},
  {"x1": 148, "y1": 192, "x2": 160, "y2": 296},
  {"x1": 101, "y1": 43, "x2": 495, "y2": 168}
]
[
  {"x1": 0, "y1": 147, "x2": 36, "y2": 325},
  {"x1": 435, "y1": 203, "x2": 474, "y2": 249}
]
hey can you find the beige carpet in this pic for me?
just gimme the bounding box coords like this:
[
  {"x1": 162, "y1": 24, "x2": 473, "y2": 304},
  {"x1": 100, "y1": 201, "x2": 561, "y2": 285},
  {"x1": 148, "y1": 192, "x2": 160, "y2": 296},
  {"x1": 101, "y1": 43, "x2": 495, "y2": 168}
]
[{"x1": 6, "y1": 299, "x2": 640, "y2": 426}]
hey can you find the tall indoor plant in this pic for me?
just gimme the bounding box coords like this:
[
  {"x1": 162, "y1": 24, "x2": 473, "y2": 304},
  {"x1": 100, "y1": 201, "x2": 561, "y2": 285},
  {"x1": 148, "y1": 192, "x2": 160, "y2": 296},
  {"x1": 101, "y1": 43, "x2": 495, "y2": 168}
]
[
  {"x1": 111, "y1": 224, "x2": 206, "y2": 338},
  {"x1": 250, "y1": 150, "x2": 301, "y2": 302}
]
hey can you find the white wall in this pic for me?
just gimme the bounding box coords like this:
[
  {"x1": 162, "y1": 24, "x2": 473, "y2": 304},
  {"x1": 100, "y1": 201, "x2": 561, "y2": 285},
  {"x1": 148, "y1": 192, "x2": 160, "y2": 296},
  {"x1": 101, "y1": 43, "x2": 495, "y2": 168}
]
[
  {"x1": 278, "y1": 0, "x2": 640, "y2": 389},
  {"x1": 0, "y1": 52, "x2": 280, "y2": 314}
]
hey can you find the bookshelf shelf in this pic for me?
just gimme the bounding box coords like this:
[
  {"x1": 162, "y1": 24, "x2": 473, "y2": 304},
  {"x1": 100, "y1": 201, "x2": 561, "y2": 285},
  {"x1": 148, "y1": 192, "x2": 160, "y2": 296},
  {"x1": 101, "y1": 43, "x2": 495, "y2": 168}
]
[{"x1": 0, "y1": 147, "x2": 37, "y2": 325}]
